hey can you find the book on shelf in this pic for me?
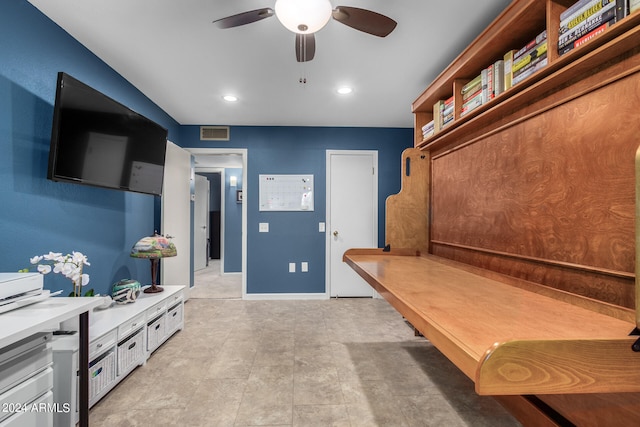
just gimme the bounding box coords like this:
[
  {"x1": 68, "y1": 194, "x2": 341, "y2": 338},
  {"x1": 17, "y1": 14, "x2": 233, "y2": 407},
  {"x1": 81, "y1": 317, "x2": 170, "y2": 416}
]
[
  {"x1": 463, "y1": 86, "x2": 482, "y2": 103},
  {"x1": 433, "y1": 100, "x2": 444, "y2": 132},
  {"x1": 493, "y1": 60, "x2": 505, "y2": 97},
  {"x1": 481, "y1": 64, "x2": 494, "y2": 104},
  {"x1": 461, "y1": 75, "x2": 481, "y2": 96},
  {"x1": 512, "y1": 55, "x2": 548, "y2": 86},
  {"x1": 442, "y1": 96, "x2": 454, "y2": 127},
  {"x1": 558, "y1": 6, "x2": 617, "y2": 52},
  {"x1": 503, "y1": 50, "x2": 516, "y2": 91},
  {"x1": 513, "y1": 30, "x2": 547, "y2": 62},
  {"x1": 460, "y1": 92, "x2": 483, "y2": 117},
  {"x1": 561, "y1": 0, "x2": 594, "y2": 21},
  {"x1": 616, "y1": 0, "x2": 629, "y2": 19},
  {"x1": 421, "y1": 120, "x2": 435, "y2": 139},
  {"x1": 559, "y1": 19, "x2": 614, "y2": 55},
  {"x1": 559, "y1": 0, "x2": 617, "y2": 35},
  {"x1": 513, "y1": 40, "x2": 548, "y2": 80},
  {"x1": 512, "y1": 34, "x2": 548, "y2": 75},
  {"x1": 511, "y1": 42, "x2": 547, "y2": 87}
]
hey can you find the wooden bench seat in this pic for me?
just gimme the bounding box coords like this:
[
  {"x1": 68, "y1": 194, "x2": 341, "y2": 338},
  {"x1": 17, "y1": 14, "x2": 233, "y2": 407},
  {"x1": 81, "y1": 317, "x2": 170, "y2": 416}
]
[{"x1": 344, "y1": 248, "x2": 640, "y2": 396}]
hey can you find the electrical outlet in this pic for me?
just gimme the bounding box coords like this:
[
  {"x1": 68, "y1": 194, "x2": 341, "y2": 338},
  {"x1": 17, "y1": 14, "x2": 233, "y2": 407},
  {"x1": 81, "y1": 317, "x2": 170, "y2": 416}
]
[
  {"x1": 301, "y1": 262, "x2": 308, "y2": 272},
  {"x1": 289, "y1": 263, "x2": 296, "y2": 273},
  {"x1": 259, "y1": 223, "x2": 269, "y2": 233}
]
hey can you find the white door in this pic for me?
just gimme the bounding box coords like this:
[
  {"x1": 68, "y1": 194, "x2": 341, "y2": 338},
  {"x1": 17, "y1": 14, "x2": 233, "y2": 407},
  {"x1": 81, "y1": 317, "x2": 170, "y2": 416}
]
[
  {"x1": 161, "y1": 141, "x2": 192, "y2": 291},
  {"x1": 327, "y1": 150, "x2": 378, "y2": 297},
  {"x1": 194, "y1": 174, "x2": 209, "y2": 271}
]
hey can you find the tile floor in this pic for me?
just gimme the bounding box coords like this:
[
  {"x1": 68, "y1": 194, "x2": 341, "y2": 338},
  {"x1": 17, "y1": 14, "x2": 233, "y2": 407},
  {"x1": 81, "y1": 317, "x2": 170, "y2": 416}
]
[
  {"x1": 191, "y1": 261, "x2": 242, "y2": 299},
  {"x1": 89, "y1": 295, "x2": 522, "y2": 426}
]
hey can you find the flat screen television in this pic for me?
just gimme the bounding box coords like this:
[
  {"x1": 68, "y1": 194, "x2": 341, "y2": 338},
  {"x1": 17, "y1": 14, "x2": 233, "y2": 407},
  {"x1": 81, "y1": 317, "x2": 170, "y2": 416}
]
[{"x1": 48, "y1": 72, "x2": 168, "y2": 196}]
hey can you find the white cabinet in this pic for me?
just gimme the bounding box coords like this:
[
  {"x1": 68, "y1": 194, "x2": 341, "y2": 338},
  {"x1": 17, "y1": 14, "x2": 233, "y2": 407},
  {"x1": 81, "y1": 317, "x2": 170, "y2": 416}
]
[
  {"x1": 52, "y1": 285, "x2": 185, "y2": 426},
  {"x1": 0, "y1": 333, "x2": 54, "y2": 427}
]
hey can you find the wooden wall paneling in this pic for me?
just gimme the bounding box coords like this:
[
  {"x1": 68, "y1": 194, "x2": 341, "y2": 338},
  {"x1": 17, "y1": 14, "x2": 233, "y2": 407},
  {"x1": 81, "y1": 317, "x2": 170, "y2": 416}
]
[
  {"x1": 429, "y1": 72, "x2": 640, "y2": 306},
  {"x1": 385, "y1": 148, "x2": 430, "y2": 252}
]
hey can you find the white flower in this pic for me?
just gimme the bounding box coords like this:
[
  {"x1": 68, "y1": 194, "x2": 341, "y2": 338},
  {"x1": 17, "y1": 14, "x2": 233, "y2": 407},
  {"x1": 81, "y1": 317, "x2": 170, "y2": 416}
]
[
  {"x1": 27, "y1": 251, "x2": 91, "y2": 295},
  {"x1": 37, "y1": 264, "x2": 52, "y2": 274},
  {"x1": 43, "y1": 252, "x2": 63, "y2": 261},
  {"x1": 72, "y1": 251, "x2": 90, "y2": 266}
]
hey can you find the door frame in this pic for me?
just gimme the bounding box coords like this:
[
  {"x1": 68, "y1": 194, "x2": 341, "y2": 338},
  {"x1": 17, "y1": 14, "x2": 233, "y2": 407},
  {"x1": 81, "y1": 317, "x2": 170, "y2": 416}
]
[
  {"x1": 325, "y1": 149, "x2": 378, "y2": 298},
  {"x1": 186, "y1": 148, "x2": 248, "y2": 298},
  {"x1": 193, "y1": 173, "x2": 211, "y2": 271}
]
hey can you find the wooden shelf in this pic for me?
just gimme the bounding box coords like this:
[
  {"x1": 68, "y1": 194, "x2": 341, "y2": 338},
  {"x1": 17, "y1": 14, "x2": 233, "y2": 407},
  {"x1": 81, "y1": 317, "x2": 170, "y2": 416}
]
[
  {"x1": 413, "y1": 2, "x2": 640, "y2": 149},
  {"x1": 344, "y1": 248, "x2": 640, "y2": 396}
]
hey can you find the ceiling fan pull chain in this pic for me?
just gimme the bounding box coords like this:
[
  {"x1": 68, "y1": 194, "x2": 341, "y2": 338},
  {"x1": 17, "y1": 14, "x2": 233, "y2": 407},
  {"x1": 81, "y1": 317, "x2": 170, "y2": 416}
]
[{"x1": 299, "y1": 35, "x2": 308, "y2": 86}]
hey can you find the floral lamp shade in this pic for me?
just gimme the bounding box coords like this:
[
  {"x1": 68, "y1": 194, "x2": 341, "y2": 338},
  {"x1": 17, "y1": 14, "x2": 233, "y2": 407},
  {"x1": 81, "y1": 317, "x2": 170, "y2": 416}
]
[{"x1": 130, "y1": 234, "x2": 177, "y2": 293}]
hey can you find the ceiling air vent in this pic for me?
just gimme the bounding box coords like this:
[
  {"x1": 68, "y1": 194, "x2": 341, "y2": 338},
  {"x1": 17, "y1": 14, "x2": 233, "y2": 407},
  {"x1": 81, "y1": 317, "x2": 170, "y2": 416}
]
[{"x1": 200, "y1": 126, "x2": 230, "y2": 141}]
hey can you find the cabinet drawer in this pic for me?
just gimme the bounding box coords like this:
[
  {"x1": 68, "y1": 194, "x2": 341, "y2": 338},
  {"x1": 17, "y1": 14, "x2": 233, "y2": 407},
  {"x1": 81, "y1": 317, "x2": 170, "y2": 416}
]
[
  {"x1": 89, "y1": 351, "x2": 115, "y2": 402},
  {"x1": 146, "y1": 315, "x2": 166, "y2": 353},
  {"x1": 0, "y1": 367, "x2": 53, "y2": 423},
  {"x1": 117, "y1": 313, "x2": 145, "y2": 340},
  {"x1": 146, "y1": 300, "x2": 167, "y2": 321},
  {"x1": 168, "y1": 291, "x2": 184, "y2": 307},
  {"x1": 89, "y1": 330, "x2": 116, "y2": 360},
  {"x1": 166, "y1": 302, "x2": 183, "y2": 334},
  {"x1": 0, "y1": 390, "x2": 53, "y2": 427},
  {"x1": 0, "y1": 336, "x2": 52, "y2": 395},
  {"x1": 117, "y1": 329, "x2": 144, "y2": 376}
]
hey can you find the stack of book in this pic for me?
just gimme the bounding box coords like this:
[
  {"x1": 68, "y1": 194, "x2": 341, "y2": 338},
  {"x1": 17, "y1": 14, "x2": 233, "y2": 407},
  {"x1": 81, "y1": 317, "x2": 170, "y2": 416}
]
[
  {"x1": 441, "y1": 96, "x2": 455, "y2": 128},
  {"x1": 421, "y1": 119, "x2": 435, "y2": 139},
  {"x1": 460, "y1": 75, "x2": 482, "y2": 117},
  {"x1": 512, "y1": 30, "x2": 548, "y2": 86},
  {"x1": 459, "y1": 60, "x2": 505, "y2": 118},
  {"x1": 558, "y1": 0, "x2": 628, "y2": 56}
]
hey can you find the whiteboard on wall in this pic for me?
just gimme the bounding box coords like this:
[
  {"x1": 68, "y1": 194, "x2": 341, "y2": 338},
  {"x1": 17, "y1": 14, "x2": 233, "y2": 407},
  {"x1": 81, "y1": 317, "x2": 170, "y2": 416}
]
[{"x1": 259, "y1": 174, "x2": 314, "y2": 211}]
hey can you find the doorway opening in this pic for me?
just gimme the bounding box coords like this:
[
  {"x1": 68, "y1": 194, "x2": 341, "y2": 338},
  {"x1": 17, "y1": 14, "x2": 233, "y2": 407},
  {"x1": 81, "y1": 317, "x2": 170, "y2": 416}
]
[{"x1": 187, "y1": 148, "x2": 247, "y2": 299}]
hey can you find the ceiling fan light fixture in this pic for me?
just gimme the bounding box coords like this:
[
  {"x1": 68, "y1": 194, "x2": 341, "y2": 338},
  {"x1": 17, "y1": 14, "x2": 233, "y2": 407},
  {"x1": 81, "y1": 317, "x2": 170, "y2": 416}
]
[{"x1": 275, "y1": 0, "x2": 332, "y2": 34}]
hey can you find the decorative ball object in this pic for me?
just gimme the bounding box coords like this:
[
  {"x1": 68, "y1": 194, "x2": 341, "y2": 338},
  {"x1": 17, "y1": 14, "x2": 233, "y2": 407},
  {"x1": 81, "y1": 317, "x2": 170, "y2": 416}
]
[{"x1": 111, "y1": 279, "x2": 141, "y2": 304}]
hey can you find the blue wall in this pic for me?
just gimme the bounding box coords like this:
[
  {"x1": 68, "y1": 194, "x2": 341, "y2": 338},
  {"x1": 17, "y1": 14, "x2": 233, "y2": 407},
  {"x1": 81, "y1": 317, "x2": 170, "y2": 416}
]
[
  {"x1": 178, "y1": 126, "x2": 413, "y2": 295},
  {"x1": 2, "y1": 1, "x2": 413, "y2": 297},
  {"x1": 0, "y1": 1, "x2": 181, "y2": 296}
]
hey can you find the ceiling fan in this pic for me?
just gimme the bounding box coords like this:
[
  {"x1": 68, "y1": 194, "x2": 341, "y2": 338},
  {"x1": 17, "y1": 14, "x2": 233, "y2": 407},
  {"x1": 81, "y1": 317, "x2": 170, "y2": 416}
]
[{"x1": 212, "y1": 0, "x2": 397, "y2": 62}]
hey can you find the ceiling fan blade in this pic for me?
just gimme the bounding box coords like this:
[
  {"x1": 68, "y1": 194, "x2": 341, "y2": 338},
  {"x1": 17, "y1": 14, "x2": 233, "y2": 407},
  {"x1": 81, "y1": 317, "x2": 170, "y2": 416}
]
[
  {"x1": 332, "y1": 6, "x2": 397, "y2": 37},
  {"x1": 213, "y1": 8, "x2": 274, "y2": 29},
  {"x1": 295, "y1": 33, "x2": 316, "y2": 62}
]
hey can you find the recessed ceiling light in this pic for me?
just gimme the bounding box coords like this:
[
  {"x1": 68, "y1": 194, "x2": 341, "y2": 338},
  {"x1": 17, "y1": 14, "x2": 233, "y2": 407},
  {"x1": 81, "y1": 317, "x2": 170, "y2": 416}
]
[
  {"x1": 223, "y1": 95, "x2": 238, "y2": 102},
  {"x1": 337, "y1": 86, "x2": 353, "y2": 95}
]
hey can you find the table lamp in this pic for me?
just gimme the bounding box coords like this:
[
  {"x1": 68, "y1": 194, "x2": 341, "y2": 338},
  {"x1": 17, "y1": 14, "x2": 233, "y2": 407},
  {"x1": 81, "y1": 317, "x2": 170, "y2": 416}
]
[{"x1": 130, "y1": 233, "x2": 177, "y2": 293}]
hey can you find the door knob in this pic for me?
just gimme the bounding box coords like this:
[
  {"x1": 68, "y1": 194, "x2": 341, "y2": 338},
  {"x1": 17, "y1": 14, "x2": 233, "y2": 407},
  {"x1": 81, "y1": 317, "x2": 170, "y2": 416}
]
[{"x1": 333, "y1": 230, "x2": 339, "y2": 237}]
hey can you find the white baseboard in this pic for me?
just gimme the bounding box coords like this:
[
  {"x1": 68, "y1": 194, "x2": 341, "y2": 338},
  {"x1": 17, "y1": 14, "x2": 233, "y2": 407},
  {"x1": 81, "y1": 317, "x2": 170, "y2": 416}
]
[{"x1": 243, "y1": 293, "x2": 328, "y2": 301}]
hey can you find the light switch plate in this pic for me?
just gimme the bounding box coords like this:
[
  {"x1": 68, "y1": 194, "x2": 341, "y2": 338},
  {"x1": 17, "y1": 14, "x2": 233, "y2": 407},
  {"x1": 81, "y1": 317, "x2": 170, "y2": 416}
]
[
  {"x1": 259, "y1": 223, "x2": 269, "y2": 233},
  {"x1": 289, "y1": 263, "x2": 296, "y2": 273},
  {"x1": 319, "y1": 222, "x2": 325, "y2": 232}
]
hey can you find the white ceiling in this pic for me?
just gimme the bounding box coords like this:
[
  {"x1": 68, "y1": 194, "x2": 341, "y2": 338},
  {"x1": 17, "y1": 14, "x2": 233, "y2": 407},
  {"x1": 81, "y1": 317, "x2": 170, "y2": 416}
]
[{"x1": 27, "y1": 0, "x2": 512, "y2": 129}]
